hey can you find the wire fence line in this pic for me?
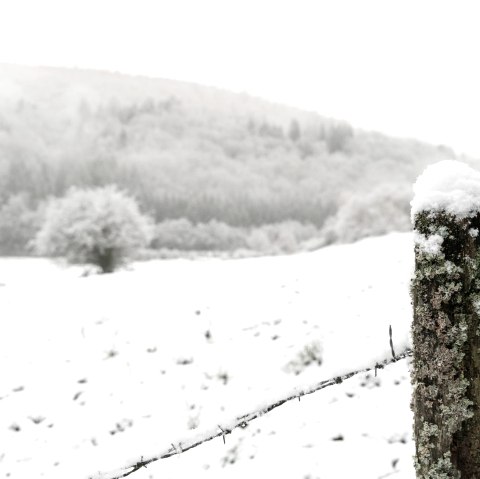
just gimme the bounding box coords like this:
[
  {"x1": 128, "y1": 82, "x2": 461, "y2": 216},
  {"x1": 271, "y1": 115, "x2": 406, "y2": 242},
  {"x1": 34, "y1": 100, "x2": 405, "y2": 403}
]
[{"x1": 89, "y1": 346, "x2": 412, "y2": 479}]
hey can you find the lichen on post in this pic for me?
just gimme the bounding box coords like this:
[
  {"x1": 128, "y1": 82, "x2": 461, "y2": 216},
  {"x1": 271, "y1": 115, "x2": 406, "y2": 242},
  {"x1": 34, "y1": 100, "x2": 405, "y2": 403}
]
[{"x1": 411, "y1": 160, "x2": 480, "y2": 478}]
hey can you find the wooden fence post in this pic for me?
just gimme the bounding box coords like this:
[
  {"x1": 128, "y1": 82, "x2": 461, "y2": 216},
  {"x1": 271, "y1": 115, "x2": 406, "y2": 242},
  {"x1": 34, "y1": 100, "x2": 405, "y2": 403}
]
[{"x1": 411, "y1": 160, "x2": 480, "y2": 478}]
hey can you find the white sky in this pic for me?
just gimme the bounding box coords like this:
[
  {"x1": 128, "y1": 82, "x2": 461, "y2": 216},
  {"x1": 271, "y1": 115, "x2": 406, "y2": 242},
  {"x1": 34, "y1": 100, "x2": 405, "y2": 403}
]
[{"x1": 1, "y1": 0, "x2": 480, "y2": 156}]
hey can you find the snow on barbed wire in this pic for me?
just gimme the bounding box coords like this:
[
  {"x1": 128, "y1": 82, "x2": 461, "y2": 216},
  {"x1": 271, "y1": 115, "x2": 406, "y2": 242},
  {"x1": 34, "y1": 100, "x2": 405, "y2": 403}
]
[
  {"x1": 88, "y1": 348, "x2": 412, "y2": 479},
  {"x1": 411, "y1": 160, "x2": 480, "y2": 221}
]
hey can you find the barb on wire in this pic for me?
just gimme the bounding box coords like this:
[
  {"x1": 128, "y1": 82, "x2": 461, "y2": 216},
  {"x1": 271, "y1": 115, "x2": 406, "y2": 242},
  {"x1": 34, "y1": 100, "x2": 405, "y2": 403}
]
[
  {"x1": 89, "y1": 348, "x2": 412, "y2": 479},
  {"x1": 218, "y1": 425, "x2": 229, "y2": 444},
  {"x1": 389, "y1": 325, "x2": 396, "y2": 360}
]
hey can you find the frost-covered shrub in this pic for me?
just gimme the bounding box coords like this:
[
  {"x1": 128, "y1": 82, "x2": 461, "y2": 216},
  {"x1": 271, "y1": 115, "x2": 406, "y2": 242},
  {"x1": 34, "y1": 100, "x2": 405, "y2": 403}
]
[
  {"x1": 322, "y1": 184, "x2": 411, "y2": 245},
  {"x1": 265, "y1": 221, "x2": 320, "y2": 252},
  {"x1": 35, "y1": 186, "x2": 153, "y2": 273},
  {"x1": 194, "y1": 221, "x2": 246, "y2": 250},
  {"x1": 245, "y1": 228, "x2": 271, "y2": 252},
  {"x1": 0, "y1": 194, "x2": 43, "y2": 255},
  {"x1": 152, "y1": 218, "x2": 321, "y2": 254},
  {"x1": 261, "y1": 224, "x2": 298, "y2": 253},
  {"x1": 153, "y1": 219, "x2": 245, "y2": 251},
  {"x1": 246, "y1": 221, "x2": 321, "y2": 253},
  {"x1": 152, "y1": 218, "x2": 198, "y2": 250}
]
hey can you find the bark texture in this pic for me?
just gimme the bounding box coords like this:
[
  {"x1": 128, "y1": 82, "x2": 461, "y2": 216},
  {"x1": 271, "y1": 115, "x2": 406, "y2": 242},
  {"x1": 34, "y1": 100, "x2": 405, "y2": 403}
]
[{"x1": 412, "y1": 211, "x2": 480, "y2": 478}]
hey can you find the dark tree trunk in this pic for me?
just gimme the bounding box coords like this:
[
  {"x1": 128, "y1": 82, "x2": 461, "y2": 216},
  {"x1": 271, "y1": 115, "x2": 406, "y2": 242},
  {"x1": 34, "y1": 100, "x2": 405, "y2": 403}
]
[
  {"x1": 412, "y1": 211, "x2": 480, "y2": 478},
  {"x1": 97, "y1": 248, "x2": 116, "y2": 274}
]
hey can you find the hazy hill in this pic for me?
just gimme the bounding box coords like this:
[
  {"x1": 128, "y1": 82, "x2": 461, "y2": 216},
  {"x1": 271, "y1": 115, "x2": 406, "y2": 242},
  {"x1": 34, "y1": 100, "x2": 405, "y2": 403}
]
[
  {"x1": 0, "y1": 63, "x2": 465, "y2": 254},
  {"x1": 0, "y1": 63, "x2": 326, "y2": 128}
]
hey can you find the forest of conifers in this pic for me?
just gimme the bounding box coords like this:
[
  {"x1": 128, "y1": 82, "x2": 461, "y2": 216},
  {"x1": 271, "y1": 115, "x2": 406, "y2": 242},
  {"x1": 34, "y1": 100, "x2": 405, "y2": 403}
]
[{"x1": 0, "y1": 63, "x2": 460, "y2": 256}]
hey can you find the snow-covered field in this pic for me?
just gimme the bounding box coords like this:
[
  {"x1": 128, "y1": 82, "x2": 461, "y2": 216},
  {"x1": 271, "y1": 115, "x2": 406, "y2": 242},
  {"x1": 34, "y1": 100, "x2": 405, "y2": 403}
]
[{"x1": 0, "y1": 232, "x2": 416, "y2": 479}]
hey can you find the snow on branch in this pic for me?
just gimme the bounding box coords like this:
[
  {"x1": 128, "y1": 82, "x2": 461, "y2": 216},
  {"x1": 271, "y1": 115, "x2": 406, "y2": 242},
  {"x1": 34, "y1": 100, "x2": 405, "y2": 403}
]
[{"x1": 89, "y1": 348, "x2": 412, "y2": 479}]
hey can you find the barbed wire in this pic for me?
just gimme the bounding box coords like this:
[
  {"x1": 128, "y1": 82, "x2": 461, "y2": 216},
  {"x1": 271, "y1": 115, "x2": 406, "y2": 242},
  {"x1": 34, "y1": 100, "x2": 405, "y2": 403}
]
[{"x1": 89, "y1": 347, "x2": 412, "y2": 479}]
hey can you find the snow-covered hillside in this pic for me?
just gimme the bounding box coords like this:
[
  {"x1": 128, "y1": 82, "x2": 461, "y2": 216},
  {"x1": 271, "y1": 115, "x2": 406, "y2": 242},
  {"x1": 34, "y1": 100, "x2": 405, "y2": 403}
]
[{"x1": 0, "y1": 233, "x2": 415, "y2": 479}]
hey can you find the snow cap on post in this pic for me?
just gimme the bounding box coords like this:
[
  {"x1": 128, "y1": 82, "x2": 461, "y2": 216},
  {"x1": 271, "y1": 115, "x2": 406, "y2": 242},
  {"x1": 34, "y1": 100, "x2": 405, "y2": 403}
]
[{"x1": 411, "y1": 160, "x2": 480, "y2": 221}]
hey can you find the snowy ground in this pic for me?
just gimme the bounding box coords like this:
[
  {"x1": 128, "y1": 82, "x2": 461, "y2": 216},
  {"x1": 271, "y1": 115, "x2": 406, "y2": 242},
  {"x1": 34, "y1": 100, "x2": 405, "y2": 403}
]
[{"x1": 0, "y1": 232, "x2": 416, "y2": 479}]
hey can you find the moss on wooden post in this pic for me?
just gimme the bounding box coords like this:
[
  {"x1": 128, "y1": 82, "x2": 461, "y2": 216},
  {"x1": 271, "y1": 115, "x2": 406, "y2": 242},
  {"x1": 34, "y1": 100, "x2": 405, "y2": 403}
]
[{"x1": 411, "y1": 161, "x2": 480, "y2": 478}]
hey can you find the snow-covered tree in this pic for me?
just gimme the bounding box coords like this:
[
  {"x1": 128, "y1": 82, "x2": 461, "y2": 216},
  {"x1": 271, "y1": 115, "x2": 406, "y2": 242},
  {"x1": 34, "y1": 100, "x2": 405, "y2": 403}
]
[{"x1": 35, "y1": 186, "x2": 153, "y2": 273}]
